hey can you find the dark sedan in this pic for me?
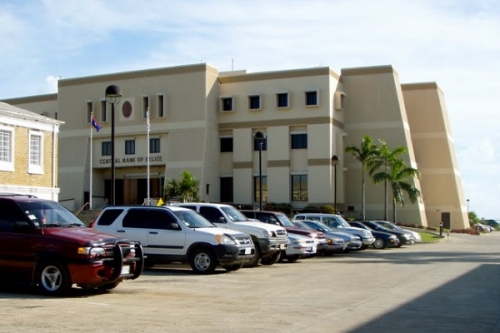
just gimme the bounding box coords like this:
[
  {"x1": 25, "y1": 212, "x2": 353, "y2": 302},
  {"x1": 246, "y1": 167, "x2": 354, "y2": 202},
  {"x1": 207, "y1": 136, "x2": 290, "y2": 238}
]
[
  {"x1": 348, "y1": 221, "x2": 399, "y2": 249},
  {"x1": 353, "y1": 220, "x2": 415, "y2": 246}
]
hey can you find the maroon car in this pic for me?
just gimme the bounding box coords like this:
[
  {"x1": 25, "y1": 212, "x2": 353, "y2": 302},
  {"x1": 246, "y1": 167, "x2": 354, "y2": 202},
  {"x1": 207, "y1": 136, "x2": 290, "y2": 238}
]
[
  {"x1": 0, "y1": 194, "x2": 144, "y2": 296},
  {"x1": 240, "y1": 210, "x2": 327, "y2": 253}
]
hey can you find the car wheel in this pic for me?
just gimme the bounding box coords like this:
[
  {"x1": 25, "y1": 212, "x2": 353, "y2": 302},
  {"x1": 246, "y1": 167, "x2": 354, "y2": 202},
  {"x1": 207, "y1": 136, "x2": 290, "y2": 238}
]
[
  {"x1": 190, "y1": 248, "x2": 216, "y2": 274},
  {"x1": 372, "y1": 238, "x2": 386, "y2": 249},
  {"x1": 244, "y1": 243, "x2": 261, "y2": 267},
  {"x1": 260, "y1": 251, "x2": 281, "y2": 265},
  {"x1": 36, "y1": 260, "x2": 71, "y2": 296},
  {"x1": 222, "y1": 263, "x2": 244, "y2": 272},
  {"x1": 286, "y1": 255, "x2": 301, "y2": 263}
]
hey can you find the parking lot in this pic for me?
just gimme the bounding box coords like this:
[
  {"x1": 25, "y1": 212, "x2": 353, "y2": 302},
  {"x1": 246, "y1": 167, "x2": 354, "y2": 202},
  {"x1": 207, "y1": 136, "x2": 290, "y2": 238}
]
[{"x1": 1, "y1": 232, "x2": 499, "y2": 333}]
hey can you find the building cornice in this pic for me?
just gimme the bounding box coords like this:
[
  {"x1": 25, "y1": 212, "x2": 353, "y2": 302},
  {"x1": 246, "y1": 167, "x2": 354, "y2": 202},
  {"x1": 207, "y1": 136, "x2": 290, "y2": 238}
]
[
  {"x1": 1, "y1": 93, "x2": 57, "y2": 105},
  {"x1": 219, "y1": 67, "x2": 340, "y2": 84},
  {"x1": 341, "y1": 65, "x2": 396, "y2": 76},
  {"x1": 402, "y1": 82, "x2": 440, "y2": 91}
]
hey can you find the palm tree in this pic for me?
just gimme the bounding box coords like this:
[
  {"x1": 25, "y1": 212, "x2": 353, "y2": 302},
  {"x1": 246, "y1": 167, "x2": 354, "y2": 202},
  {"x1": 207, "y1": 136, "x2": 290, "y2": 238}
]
[
  {"x1": 367, "y1": 141, "x2": 408, "y2": 220},
  {"x1": 371, "y1": 159, "x2": 421, "y2": 222},
  {"x1": 164, "y1": 171, "x2": 200, "y2": 203},
  {"x1": 344, "y1": 135, "x2": 379, "y2": 220}
]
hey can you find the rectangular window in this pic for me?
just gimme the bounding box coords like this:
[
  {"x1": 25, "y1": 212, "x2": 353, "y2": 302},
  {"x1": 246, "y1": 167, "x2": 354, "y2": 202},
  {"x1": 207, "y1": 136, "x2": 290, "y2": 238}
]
[
  {"x1": 248, "y1": 95, "x2": 261, "y2": 110},
  {"x1": 143, "y1": 96, "x2": 149, "y2": 119},
  {"x1": 29, "y1": 132, "x2": 43, "y2": 174},
  {"x1": 125, "y1": 140, "x2": 135, "y2": 155},
  {"x1": 150, "y1": 138, "x2": 160, "y2": 153},
  {"x1": 305, "y1": 90, "x2": 318, "y2": 106},
  {"x1": 291, "y1": 133, "x2": 307, "y2": 149},
  {"x1": 100, "y1": 100, "x2": 107, "y2": 122},
  {"x1": 220, "y1": 97, "x2": 233, "y2": 112},
  {"x1": 253, "y1": 137, "x2": 267, "y2": 151},
  {"x1": 157, "y1": 94, "x2": 165, "y2": 118},
  {"x1": 220, "y1": 177, "x2": 233, "y2": 203},
  {"x1": 220, "y1": 137, "x2": 233, "y2": 152},
  {"x1": 291, "y1": 174, "x2": 308, "y2": 201},
  {"x1": 276, "y1": 92, "x2": 289, "y2": 108},
  {"x1": 86, "y1": 101, "x2": 92, "y2": 123},
  {"x1": 0, "y1": 128, "x2": 14, "y2": 171},
  {"x1": 102, "y1": 141, "x2": 111, "y2": 156},
  {"x1": 253, "y1": 176, "x2": 268, "y2": 203}
]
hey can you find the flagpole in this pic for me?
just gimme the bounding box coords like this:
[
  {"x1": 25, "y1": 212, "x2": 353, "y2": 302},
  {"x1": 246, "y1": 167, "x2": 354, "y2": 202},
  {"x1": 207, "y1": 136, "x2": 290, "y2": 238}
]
[
  {"x1": 146, "y1": 107, "x2": 150, "y2": 205},
  {"x1": 89, "y1": 111, "x2": 93, "y2": 210}
]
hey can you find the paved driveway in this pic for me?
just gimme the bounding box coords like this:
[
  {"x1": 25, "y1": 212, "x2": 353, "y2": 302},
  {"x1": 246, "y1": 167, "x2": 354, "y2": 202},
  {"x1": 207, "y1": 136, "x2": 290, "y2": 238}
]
[{"x1": 1, "y1": 232, "x2": 499, "y2": 333}]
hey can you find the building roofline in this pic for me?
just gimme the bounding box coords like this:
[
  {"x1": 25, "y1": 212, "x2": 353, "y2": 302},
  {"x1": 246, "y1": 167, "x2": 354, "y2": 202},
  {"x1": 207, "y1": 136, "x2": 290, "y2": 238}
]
[
  {"x1": 219, "y1": 67, "x2": 340, "y2": 84},
  {"x1": 1, "y1": 93, "x2": 58, "y2": 105},
  {"x1": 341, "y1": 65, "x2": 396, "y2": 76}
]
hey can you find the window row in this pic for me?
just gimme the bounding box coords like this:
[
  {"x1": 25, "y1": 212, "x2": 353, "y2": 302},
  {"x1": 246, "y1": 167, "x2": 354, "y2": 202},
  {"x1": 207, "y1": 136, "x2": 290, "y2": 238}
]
[
  {"x1": 220, "y1": 133, "x2": 307, "y2": 153},
  {"x1": 0, "y1": 128, "x2": 44, "y2": 174},
  {"x1": 101, "y1": 138, "x2": 161, "y2": 156},
  {"x1": 220, "y1": 90, "x2": 319, "y2": 112},
  {"x1": 220, "y1": 174, "x2": 308, "y2": 203},
  {"x1": 87, "y1": 94, "x2": 166, "y2": 124}
]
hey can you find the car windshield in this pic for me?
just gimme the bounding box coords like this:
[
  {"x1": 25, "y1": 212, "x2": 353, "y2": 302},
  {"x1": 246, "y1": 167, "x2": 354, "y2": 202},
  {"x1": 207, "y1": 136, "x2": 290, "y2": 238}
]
[
  {"x1": 377, "y1": 221, "x2": 398, "y2": 230},
  {"x1": 292, "y1": 221, "x2": 310, "y2": 229},
  {"x1": 313, "y1": 222, "x2": 335, "y2": 232},
  {"x1": 276, "y1": 213, "x2": 295, "y2": 227},
  {"x1": 18, "y1": 201, "x2": 85, "y2": 227},
  {"x1": 221, "y1": 206, "x2": 250, "y2": 222},
  {"x1": 173, "y1": 210, "x2": 215, "y2": 228}
]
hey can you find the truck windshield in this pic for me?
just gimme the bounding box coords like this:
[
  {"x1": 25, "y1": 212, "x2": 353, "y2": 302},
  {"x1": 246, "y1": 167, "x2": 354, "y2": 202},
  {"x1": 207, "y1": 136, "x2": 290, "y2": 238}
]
[
  {"x1": 18, "y1": 201, "x2": 85, "y2": 227},
  {"x1": 221, "y1": 207, "x2": 250, "y2": 222}
]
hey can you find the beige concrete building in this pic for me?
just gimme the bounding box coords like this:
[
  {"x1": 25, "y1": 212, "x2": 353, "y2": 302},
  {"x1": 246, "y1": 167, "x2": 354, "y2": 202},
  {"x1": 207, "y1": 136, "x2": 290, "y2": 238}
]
[
  {"x1": 0, "y1": 102, "x2": 63, "y2": 200},
  {"x1": 1, "y1": 63, "x2": 469, "y2": 229}
]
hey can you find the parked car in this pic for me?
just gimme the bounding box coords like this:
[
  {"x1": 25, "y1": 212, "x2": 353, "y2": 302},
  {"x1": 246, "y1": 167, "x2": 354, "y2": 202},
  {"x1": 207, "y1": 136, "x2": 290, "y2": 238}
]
[
  {"x1": 172, "y1": 203, "x2": 288, "y2": 266},
  {"x1": 92, "y1": 205, "x2": 255, "y2": 274},
  {"x1": 372, "y1": 220, "x2": 422, "y2": 243},
  {"x1": 280, "y1": 233, "x2": 317, "y2": 263},
  {"x1": 348, "y1": 221, "x2": 400, "y2": 249},
  {"x1": 294, "y1": 213, "x2": 375, "y2": 248},
  {"x1": 483, "y1": 219, "x2": 500, "y2": 229},
  {"x1": 352, "y1": 220, "x2": 415, "y2": 246},
  {"x1": 0, "y1": 194, "x2": 144, "y2": 295},
  {"x1": 240, "y1": 210, "x2": 328, "y2": 254},
  {"x1": 474, "y1": 223, "x2": 493, "y2": 233},
  {"x1": 293, "y1": 220, "x2": 358, "y2": 253}
]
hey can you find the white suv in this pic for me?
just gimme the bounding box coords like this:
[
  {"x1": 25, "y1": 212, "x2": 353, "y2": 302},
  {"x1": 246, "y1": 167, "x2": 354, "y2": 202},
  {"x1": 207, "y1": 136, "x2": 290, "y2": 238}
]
[
  {"x1": 293, "y1": 213, "x2": 375, "y2": 248},
  {"x1": 173, "y1": 203, "x2": 288, "y2": 267},
  {"x1": 91, "y1": 205, "x2": 255, "y2": 274}
]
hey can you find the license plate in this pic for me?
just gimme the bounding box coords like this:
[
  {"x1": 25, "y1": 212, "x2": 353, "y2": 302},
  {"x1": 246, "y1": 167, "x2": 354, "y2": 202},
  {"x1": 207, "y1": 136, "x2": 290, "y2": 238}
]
[
  {"x1": 245, "y1": 247, "x2": 252, "y2": 255},
  {"x1": 121, "y1": 265, "x2": 130, "y2": 275},
  {"x1": 280, "y1": 244, "x2": 287, "y2": 249}
]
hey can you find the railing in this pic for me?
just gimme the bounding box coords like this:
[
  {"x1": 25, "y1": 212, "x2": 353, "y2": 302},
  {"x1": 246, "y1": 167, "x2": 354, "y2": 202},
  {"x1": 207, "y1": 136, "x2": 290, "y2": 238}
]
[{"x1": 75, "y1": 202, "x2": 90, "y2": 216}]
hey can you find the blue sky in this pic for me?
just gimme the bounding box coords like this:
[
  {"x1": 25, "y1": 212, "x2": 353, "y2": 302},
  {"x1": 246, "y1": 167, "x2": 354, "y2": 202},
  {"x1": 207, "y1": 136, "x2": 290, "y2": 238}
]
[{"x1": 1, "y1": 0, "x2": 499, "y2": 218}]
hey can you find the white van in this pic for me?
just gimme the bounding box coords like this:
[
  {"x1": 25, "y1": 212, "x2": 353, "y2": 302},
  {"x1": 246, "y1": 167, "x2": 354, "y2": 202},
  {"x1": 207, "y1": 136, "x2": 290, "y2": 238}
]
[{"x1": 173, "y1": 203, "x2": 288, "y2": 267}]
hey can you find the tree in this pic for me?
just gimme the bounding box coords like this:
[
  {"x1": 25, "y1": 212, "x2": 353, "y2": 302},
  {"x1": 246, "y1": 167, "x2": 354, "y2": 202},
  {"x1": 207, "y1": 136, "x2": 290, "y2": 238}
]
[
  {"x1": 371, "y1": 159, "x2": 421, "y2": 222},
  {"x1": 367, "y1": 141, "x2": 408, "y2": 220},
  {"x1": 344, "y1": 135, "x2": 379, "y2": 220},
  {"x1": 164, "y1": 171, "x2": 200, "y2": 203}
]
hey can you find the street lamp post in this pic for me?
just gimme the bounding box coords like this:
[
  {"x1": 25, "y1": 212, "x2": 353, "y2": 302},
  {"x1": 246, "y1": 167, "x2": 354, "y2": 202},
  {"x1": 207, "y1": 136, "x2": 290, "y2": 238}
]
[
  {"x1": 332, "y1": 155, "x2": 339, "y2": 213},
  {"x1": 254, "y1": 131, "x2": 266, "y2": 211},
  {"x1": 467, "y1": 199, "x2": 470, "y2": 220},
  {"x1": 105, "y1": 85, "x2": 121, "y2": 206}
]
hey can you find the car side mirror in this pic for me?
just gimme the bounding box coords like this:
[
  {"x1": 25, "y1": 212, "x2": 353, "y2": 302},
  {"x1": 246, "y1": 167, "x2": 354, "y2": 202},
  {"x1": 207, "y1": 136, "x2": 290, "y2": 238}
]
[
  {"x1": 218, "y1": 217, "x2": 227, "y2": 223},
  {"x1": 14, "y1": 220, "x2": 31, "y2": 230},
  {"x1": 170, "y1": 223, "x2": 181, "y2": 230}
]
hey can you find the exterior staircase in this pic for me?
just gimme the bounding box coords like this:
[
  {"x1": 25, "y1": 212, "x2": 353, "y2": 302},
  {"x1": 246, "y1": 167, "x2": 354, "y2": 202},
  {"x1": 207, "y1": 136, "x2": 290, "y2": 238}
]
[{"x1": 75, "y1": 209, "x2": 102, "y2": 226}]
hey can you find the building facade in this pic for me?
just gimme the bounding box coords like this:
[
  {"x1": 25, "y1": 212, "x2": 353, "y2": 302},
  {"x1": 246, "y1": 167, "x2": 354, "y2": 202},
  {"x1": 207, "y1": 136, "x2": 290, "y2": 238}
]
[
  {"x1": 1, "y1": 63, "x2": 469, "y2": 229},
  {"x1": 0, "y1": 102, "x2": 63, "y2": 200}
]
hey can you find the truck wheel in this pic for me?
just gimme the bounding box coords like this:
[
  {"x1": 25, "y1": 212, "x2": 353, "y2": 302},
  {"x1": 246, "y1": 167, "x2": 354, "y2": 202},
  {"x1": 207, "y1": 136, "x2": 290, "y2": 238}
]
[
  {"x1": 244, "y1": 244, "x2": 261, "y2": 267},
  {"x1": 36, "y1": 260, "x2": 71, "y2": 296},
  {"x1": 190, "y1": 248, "x2": 216, "y2": 274},
  {"x1": 373, "y1": 238, "x2": 386, "y2": 249},
  {"x1": 261, "y1": 251, "x2": 281, "y2": 265},
  {"x1": 222, "y1": 263, "x2": 243, "y2": 272}
]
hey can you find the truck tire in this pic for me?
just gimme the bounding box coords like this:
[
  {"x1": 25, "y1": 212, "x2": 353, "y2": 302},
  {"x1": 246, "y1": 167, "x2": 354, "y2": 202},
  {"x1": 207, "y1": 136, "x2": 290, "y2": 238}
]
[
  {"x1": 260, "y1": 251, "x2": 281, "y2": 265},
  {"x1": 189, "y1": 248, "x2": 216, "y2": 274},
  {"x1": 244, "y1": 243, "x2": 261, "y2": 267},
  {"x1": 36, "y1": 260, "x2": 71, "y2": 296},
  {"x1": 222, "y1": 263, "x2": 243, "y2": 272}
]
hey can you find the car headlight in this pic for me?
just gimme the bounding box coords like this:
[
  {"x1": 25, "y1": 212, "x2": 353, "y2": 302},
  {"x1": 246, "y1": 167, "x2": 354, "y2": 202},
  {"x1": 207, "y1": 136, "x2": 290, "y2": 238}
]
[
  {"x1": 262, "y1": 230, "x2": 271, "y2": 238},
  {"x1": 215, "y1": 234, "x2": 237, "y2": 245},
  {"x1": 403, "y1": 234, "x2": 412, "y2": 239},
  {"x1": 78, "y1": 246, "x2": 106, "y2": 259},
  {"x1": 390, "y1": 235, "x2": 398, "y2": 239}
]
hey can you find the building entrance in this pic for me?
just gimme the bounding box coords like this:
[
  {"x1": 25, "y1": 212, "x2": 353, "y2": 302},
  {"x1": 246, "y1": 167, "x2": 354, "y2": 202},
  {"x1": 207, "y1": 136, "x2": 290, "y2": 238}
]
[{"x1": 105, "y1": 177, "x2": 164, "y2": 205}]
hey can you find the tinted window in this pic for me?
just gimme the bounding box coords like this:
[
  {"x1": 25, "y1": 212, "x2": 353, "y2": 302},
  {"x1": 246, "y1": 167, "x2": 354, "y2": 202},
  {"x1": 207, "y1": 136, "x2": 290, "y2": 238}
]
[
  {"x1": 0, "y1": 200, "x2": 25, "y2": 231},
  {"x1": 97, "y1": 209, "x2": 124, "y2": 226},
  {"x1": 123, "y1": 209, "x2": 147, "y2": 228},
  {"x1": 148, "y1": 209, "x2": 178, "y2": 230},
  {"x1": 199, "y1": 207, "x2": 225, "y2": 223}
]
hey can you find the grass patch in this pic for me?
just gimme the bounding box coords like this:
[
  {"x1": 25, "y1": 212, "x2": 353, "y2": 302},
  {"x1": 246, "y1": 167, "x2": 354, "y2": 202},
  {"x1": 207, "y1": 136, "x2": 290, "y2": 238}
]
[{"x1": 419, "y1": 232, "x2": 443, "y2": 243}]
